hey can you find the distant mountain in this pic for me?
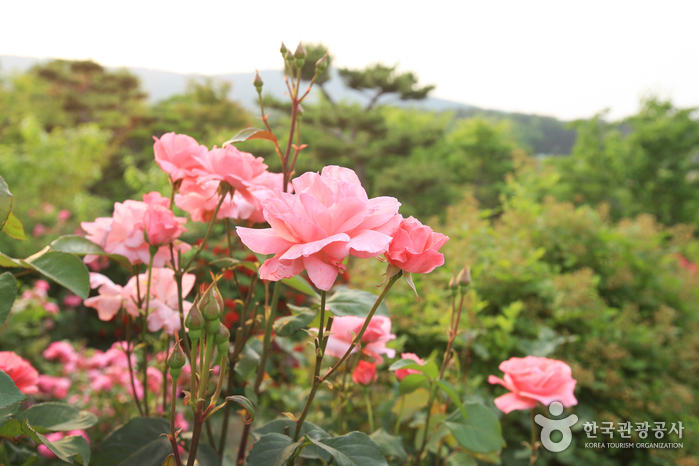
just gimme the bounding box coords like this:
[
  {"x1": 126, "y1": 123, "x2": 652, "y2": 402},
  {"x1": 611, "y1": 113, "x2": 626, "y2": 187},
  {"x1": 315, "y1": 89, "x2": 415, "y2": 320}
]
[
  {"x1": 0, "y1": 55, "x2": 576, "y2": 154},
  {"x1": 0, "y1": 55, "x2": 473, "y2": 112}
]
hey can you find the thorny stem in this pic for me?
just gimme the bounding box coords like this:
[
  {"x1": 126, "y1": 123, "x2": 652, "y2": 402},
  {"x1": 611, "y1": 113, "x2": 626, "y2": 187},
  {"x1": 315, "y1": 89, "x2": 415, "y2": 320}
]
[
  {"x1": 168, "y1": 372, "x2": 183, "y2": 466},
  {"x1": 141, "y1": 252, "x2": 155, "y2": 417},
  {"x1": 162, "y1": 336, "x2": 170, "y2": 414},
  {"x1": 184, "y1": 193, "x2": 226, "y2": 271},
  {"x1": 530, "y1": 406, "x2": 539, "y2": 465},
  {"x1": 236, "y1": 281, "x2": 281, "y2": 465},
  {"x1": 124, "y1": 315, "x2": 144, "y2": 417},
  {"x1": 414, "y1": 289, "x2": 467, "y2": 465}
]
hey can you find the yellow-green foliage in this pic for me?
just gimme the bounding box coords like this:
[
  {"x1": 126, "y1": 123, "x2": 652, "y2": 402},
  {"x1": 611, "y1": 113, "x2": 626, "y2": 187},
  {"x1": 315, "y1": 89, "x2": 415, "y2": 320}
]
[{"x1": 351, "y1": 188, "x2": 699, "y2": 465}]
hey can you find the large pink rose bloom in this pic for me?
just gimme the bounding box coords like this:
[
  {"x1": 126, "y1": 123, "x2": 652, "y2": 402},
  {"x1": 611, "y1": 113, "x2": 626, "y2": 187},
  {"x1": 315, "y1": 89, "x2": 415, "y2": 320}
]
[
  {"x1": 153, "y1": 132, "x2": 207, "y2": 181},
  {"x1": 0, "y1": 351, "x2": 39, "y2": 394},
  {"x1": 488, "y1": 356, "x2": 578, "y2": 414},
  {"x1": 81, "y1": 192, "x2": 189, "y2": 267},
  {"x1": 325, "y1": 315, "x2": 396, "y2": 363},
  {"x1": 193, "y1": 145, "x2": 270, "y2": 200},
  {"x1": 385, "y1": 216, "x2": 449, "y2": 274},
  {"x1": 175, "y1": 171, "x2": 284, "y2": 224},
  {"x1": 237, "y1": 166, "x2": 401, "y2": 290}
]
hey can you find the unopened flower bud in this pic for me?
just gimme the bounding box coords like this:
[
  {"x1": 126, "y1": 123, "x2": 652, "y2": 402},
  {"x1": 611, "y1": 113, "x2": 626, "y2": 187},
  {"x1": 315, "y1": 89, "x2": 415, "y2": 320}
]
[
  {"x1": 185, "y1": 300, "x2": 204, "y2": 331},
  {"x1": 214, "y1": 322, "x2": 230, "y2": 345},
  {"x1": 280, "y1": 42, "x2": 288, "y2": 55},
  {"x1": 168, "y1": 340, "x2": 187, "y2": 379},
  {"x1": 457, "y1": 265, "x2": 472, "y2": 287},
  {"x1": 253, "y1": 70, "x2": 263, "y2": 92},
  {"x1": 200, "y1": 281, "x2": 223, "y2": 322},
  {"x1": 294, "y1": 42, "x2": 306, "y2": 60},
  {"x1": 316, "y1": 55, "x2": 328, "y2": 72}
]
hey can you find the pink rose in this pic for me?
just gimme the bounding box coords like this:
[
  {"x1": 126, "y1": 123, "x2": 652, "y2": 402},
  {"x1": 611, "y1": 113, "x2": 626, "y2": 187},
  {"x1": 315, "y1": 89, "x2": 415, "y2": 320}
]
[
  {"x1": 43, "y1": 341, "x2": 77, "y2": 364},
  {"x1": 37, "y1": 375, "x2": 71, "y2": 399},
  {"x1": 81, "y1": 193, "x2": 189, "y2": 267},
  {"x1": 325, "y1": 315, "x2": 396, "y2": 363},
  {"x1": 193, "y1": 145, "x2": 269, "y2": 197},
  {"x1": 385, "y1": 216, "x2": 448, "y2": 274},
  {"x1": 42, "y1": 302, "x2": 60, "y2": 314},
  {"x1": 153, "y1": 132, "x2": 207, "y2": 181},
  {"x1": 0, "y1": 351, "x2": 39, "y2": 394},
  {"x1": 143, "y1": 194, "x2": 187, "y2": 246},
  {"x1": 57, "y1": 209, "x2": 71, "y2": 221},
  {"x1": 237, "y1": 166, "x2": 401, "y2": 290},
  {"x1": 394, "y1": 353, "x2": 425, "y2": 381},
  {"x1": 488, "y1": 356, "x2": 578, "y2": 414},
  {"x1": 32, "y1": 223, "x2": 47, "y2": 237},
  {"x1": 352, "y1": 360, "x2": 378, "y2": 386},
  {"x1": 63, "y1": 295, "x2": 83, "y2": 308}
]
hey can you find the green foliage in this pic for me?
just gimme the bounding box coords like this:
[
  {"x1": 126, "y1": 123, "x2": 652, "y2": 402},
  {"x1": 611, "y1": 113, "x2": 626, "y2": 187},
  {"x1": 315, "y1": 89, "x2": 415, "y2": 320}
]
[
  {"x1": 325, "y1": 287, "x2": 390, "y2": 317},
  {"x1": 0, "y1": 371, "x2": 24, "y2": 411},
  {"x1": 0, "y1": 272, "x2": 17, "y2": 326},
  {"x1": 92, "y1": 418, "x2": 172, "y2": 466},
  {"x1": 21, "y1": 402, "x2": 98, "y2": 434}
]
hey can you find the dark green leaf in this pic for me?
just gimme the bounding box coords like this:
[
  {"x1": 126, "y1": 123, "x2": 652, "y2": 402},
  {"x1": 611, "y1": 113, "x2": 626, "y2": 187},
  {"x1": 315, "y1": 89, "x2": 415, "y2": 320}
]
[
  {"x1": 273, "y1": 309, "x2": 317, "y2": 336},
  {"x1": 49, "y1": 235, "x2": 132, "y2": 270},
  {"x1": 434, "y1": 379, "x2": 469, "y2": 420},
  {"x1": 161, "y1": 455, "x2": 175, "y2": 466},
  {"x1": 0, "y1": 176, "x2": 12, "y2": 230},
  {"x1": 325, "y1": 287, "x2": 390, "y2": 317},
  {"x1": 0, "y1": 370, "x2": 25, "y2": 411},
  {"x1": 444, "y1": 403, "x2": 506, "y2": 454},
  {"x1": 225, "y1": 395, "x2": 256, "y2": 424},
  {"x1": 282, "y1": 275, "x2": 318, "y2": 297},
  {"x1": 25, "y1": 251, "x2": 90, "y2": 299},
  {"x1": 369, "y1": 428, "x2": 407, "y2": 461},
  {"x1": 223, "y1": 128, "x2": 277, "y2": 145},
  {"x1": 195, "y1": 443, "x2": 219, "y2": 466},
  {"x1": 397, "y1": 373, "x2": 429, "y2": 396},
  {"x1": 389, "y1": 359, "x2": 439, "y2": 380},
  {"x1": 2, "y1": 213, "x2": 25, "y2": 241},
  {"x1": 0, "y1": 272, "x2": 17, "y2": 327},
  {"x1": 92, "y1": 417, "x2": 171, "y2": 466},
  {"x1": 252, "y1": 419, "x2": 330, "y2": 461},
  {"x1": 234, "y1": 338, "x2": 261, "y2": 381},
  {"x1": 246, "y1": 433, "x2": 303, "y2": 466},
  {"x1": 0, "y1": 418, "x2": 23, "y2": 438},
  {"x1": 22, "y1": 402, "x2": 97, "y2": 433},
  {"x1": 307, "y1": 431, "x2": 388, "y2": 466}
]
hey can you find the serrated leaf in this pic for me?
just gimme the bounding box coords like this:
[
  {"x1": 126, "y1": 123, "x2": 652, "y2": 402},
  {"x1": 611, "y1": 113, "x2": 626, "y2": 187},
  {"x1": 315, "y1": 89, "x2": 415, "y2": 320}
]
[
  {"x1": 435, "y1": 379, "x2": 469, "y2": 420},
  {"x1": 226, "y1": 395, "x2": 256, "y2": 425},
  {"x1": 325, "y1": 287, "x2": 390, "y2": 317},
  {"x1": 273, "y1": 309, "x2": 317, "y2": 336},
  {"x1": 223, "y1": 128, "x2": 277, "y2": 145},
  {"x1": 0, "y1": 176, "x2": 12, "y2": 229},
  {"x1": 246, "y1": 433, "x2": 303, "y2": 466},
  {"x1": 2, "y1": 213, "x2": 25, "y2": 241},
  {"x1": 2, "y1": 418, "x2": 86, "y2": 464},
  {"x1": 397, "y1": 373, "x2": 429, "y2": 396},
  {"x1": 0, "y1": 370, "x2": 25, "y2": 411},
  {"x1": 92, "y1": 417, "x2": 172, "y2": 466},
  {"x1": 307, "y1": 431, "x2": 388, "y2": 466},
  {"x1": 25, "y1": 251, "x2": 89, "y2": 299},
  {"x1": 49, "y1": 235, "x2": 132, "y2": 270},
  {"x1": 22, "y1": 402, "x2": 97, "y2": 433},
  {"x1": 389, "y1": 359, "x2": 439, "y2": 380},
  {"x1": 0, "y1": 272, "x2": 17, "y2": 326},
  {"x1": 444, "y1": 403, "x2": 506, "y2": 454},
  {"x1": 369, "y1": 428, "x2": 407, "y2": 461},
  {"x1": 281, "y1": 275, "x2": 318, "y2": 297}
]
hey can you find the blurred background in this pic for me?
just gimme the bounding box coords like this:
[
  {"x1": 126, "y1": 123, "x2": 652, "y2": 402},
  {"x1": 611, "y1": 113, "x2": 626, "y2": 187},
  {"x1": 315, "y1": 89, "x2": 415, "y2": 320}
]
[{"x1": 1, "y1": 1, "x2": 698, "y2": 465}]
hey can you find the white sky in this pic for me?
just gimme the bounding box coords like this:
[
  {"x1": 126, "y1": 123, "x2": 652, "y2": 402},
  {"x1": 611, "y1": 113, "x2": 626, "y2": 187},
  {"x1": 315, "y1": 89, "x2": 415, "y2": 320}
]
[{"x1": 2, "y1": 0, "x2": 698, "y2": 120}]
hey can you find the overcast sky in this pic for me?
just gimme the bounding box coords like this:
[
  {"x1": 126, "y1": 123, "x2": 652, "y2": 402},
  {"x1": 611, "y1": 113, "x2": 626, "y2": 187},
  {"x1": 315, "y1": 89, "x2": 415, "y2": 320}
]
[{"x1": 2, "y1": 0, "x2": 698, "y2": 120}]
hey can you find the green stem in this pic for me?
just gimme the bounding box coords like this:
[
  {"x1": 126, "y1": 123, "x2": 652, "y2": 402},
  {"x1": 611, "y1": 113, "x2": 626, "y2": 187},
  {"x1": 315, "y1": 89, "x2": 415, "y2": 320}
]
[
  {"x1": 184, "y1": 193, "x2": 226, "y2": 271},
  {"x1": 141, "y1": 252, "x2": 155, "y2": 417},
  {"x1": 321, "y1": 273, "x2": 400, "y2": 382},
  {"x1": 530, "y1": 406, "x2": 538, "y2": 465},
  {"x1": 124, "y1": 314, "x2": 144, "y2": 417},
  {"x1": 394, "y1": 396, "x2": 405, "y2": 436},
  {"x1": 364, "y1": 388, "x2": 375, "y2": 433},
  {"x1": 168, "y1": 372, "x2": 183, "y2": 466}
]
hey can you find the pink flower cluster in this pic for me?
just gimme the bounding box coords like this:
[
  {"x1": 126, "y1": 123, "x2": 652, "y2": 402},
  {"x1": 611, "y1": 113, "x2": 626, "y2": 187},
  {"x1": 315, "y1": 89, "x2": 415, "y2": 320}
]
[
  {"x1": 237, "y1": 166, "x2": 448, "y2": 291},
  {"x1": 81, "y1": 192, "x2": 189, "y2": 267},
  {"x1": 17, "y1": 280, "x2": 60, "y2": 314},
  {"x1": 153, "y1": 132, "x2": 285, "y2": 224},
  {"x1": 38, "y1": 430, "x2": 90, "y2": 459},
  {"x1": 84, "y1": 269, "x2": 195, "y2": 335}
]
